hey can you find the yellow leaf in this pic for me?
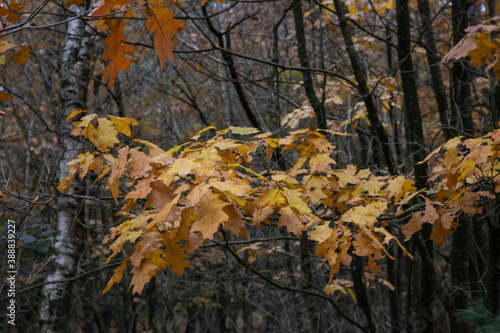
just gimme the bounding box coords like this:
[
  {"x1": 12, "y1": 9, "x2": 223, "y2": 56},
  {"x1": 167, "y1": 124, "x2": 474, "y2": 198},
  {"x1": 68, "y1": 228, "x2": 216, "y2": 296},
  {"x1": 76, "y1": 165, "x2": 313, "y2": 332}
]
[
  {"x1": 228, "y1": 126, "x2": 260, "y2": 135},
  {"x1": 468, "y1": 32, "x2": 497, "y2": 66},
  {"x1": 108, "y1": 115, "x2": 138, "y2": 137},
  {"x1": 310, "y1": 224, "x2": 333, "y2": 243},
  {"x1": 191, "y1": 191, "x2": 230, "y2": 239},
  {"x1": 77, "y1": 152, "x2": 94, "y2": 179},
  {"x1": 66, "y1": 109, "x2": 88, "y2": 121},
  {"x1": 93, "y1": 117, "x2": 120, "y2": 152},
  {"x1": 102, "y1": 256, "x2": 130, "y2": 295},
  {"x1": 0, "y1": 39, "x2": 15, "y2": 54}
]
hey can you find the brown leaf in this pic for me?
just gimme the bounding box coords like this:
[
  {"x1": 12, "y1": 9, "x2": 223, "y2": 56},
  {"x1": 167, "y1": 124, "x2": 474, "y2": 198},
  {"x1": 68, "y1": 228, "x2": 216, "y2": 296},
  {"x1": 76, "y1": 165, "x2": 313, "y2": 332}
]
[
  {"x1": 102, "y1": 19, "x2": 133, "y2": 89},
  {"x1": 145, "y1": 4, "x2": 184, "y2": 71}
]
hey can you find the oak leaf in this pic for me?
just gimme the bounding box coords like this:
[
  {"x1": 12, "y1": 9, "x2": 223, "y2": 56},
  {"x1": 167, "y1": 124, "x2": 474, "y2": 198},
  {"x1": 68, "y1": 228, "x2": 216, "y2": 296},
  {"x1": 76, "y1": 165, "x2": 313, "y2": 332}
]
[
  {"x1": 130, "y1": 258, "x2": 158, "y2": 295},
  {"x1": 102, "y1": 256, "x2": 129, "y2": 294},
  {"x1": 191, "y1": 191, "x2": 230, "y2": 239},
  {"x1": 145, "y1": 4, "x2": 184, "y2": 71},
  {"x1": 163, "y1": 238, "x2": 190, "y2": 276},
  {"x1": 102, "y1": 19, "x2": 133, "y2": 89}
]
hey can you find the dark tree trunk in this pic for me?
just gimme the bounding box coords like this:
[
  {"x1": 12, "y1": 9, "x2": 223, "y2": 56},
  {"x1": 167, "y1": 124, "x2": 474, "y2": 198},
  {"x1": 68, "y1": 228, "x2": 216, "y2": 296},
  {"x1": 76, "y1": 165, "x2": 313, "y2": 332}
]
[
  {"x1": 395, "y1": 0, "x2": 432, "y2": 332},
  {"x1": 292, "y1": 0, "x2": 326, "y2": 130},
  {"x1": 203, "y1": 5, "x2": 266, "y2": 131},
  {"x1": 350, "y1": 256, "x2": 376, "y2": 332},
  {"x1": 448, "y1": 2, "x2": 475, "y2": 330},
  {"x1": 417, "y1": 0, "x2": 452, "y2": 140},
  {"x1": 450, "y1": 0, "x2": 475, "y2": 138},
  {"x1": 486, "y1": 212, "x2": 500, "y2": 315},
  {"x1": 333, "y1": 0, "x2": 397, "y2": 175}
]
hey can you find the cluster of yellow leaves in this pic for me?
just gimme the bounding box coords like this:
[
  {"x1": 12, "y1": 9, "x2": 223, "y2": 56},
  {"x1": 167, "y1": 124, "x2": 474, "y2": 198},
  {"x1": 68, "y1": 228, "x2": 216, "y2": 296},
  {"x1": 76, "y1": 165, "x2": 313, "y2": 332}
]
[
  {"x1": 61, "y1": 113, "x2": 430, "y2": 295},
  {"x1": 402, "y1": 132, "x2": 500, "y2": 244},
  {"x1": 60, "y1": 112, "x2": 500, "y2": 295},
  {"x1": 442, "y1": 17, "x2": 500, "y2": 78}
]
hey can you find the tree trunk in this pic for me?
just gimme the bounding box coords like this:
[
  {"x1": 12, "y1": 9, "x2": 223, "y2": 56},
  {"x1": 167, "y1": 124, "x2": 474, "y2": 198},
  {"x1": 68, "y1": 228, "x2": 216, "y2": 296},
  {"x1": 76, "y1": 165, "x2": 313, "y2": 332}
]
[
  {"x1": 416, "y1": 0, "x2": 452, "y2": 140},
  {"x1": 486, "y1": 211, "x2": 500, "y2": 315},
  {"x1": 39, "y1": 5, "x2": 92, "y2": 332},
  {"x1": 292, "y1": 0, "x2": 326, "y2": 130},
  {"x1": 395, "y1": 0, "x2": 432, "y2": 332},
  {"x1": 350, "y1": 256, "x2": 376, "y2": 332},
  {"x1": 450, "y1": 0, "x2": 475, "y2": 138},
  {"x1": 333, "y1": 0, "x2": 397, "y2": 175},
  {"x1": 448, "y1": 1, "x2": 475, "y2": 330},
  {"x1": 450, "y1": 217, "x2": 471, "y2": 332}
]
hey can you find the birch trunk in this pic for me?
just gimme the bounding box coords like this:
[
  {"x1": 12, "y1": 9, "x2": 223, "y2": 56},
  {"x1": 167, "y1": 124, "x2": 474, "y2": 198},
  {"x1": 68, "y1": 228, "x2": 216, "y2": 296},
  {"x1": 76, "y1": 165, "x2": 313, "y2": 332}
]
[{"x1": 39, "y1": 5, "x2": 92, "y2": 332}]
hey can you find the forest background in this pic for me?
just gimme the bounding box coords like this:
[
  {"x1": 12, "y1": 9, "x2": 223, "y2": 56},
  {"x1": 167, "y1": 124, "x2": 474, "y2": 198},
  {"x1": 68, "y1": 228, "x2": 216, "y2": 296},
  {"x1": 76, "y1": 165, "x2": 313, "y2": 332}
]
[{"x1": 1, "y1": 0, "x2": 500, "y2": 332}]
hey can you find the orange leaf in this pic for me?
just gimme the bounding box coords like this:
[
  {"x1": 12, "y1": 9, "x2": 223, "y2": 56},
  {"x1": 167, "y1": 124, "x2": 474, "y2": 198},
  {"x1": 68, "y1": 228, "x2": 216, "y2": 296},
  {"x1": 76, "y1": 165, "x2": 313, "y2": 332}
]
[
  {"x1": 163, "y1": 238, "x2": 190, "y2": 276},
  {"x1": 67, "y1": 0, "x2": 84, "y2": 6},
  {"x1": 468, "y1": 32, "x2": 497, "y2": 66},
  {"x1": 9, "y1": 46, "x2": 29, "y2": 65},
  {"x1": 92, "y1": 0, "x2": 130, "y2": 16},
  {"x1": 130, "y1": 258, "x2": 157, "y2": 295},
  {"x1": 145, "y1": 4, "x2": 185, "y2": 71},
  {"x1": 0, "y1": 91, "x2": 12, "y2": 102},
  {"x1": 0, "y1": 8, "x2": 22, "y2": 24},
  {"x1": 102, "y1": 19, "x2": 133, "y2": 89}
]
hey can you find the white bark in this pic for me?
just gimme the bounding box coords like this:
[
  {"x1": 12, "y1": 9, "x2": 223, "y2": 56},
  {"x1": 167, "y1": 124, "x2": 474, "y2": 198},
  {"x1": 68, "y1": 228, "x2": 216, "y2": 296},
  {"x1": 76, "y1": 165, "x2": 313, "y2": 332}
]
[{"x1": 39, "y1": 5, "x2": 92, "y2": 333}]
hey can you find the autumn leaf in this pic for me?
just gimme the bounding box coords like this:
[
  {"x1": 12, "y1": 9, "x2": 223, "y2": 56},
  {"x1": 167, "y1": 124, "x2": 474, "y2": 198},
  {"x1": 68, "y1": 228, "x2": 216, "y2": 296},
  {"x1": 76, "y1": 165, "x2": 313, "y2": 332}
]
[
  {"x1": 468, "y1": 32, "x2": 497, "y2": 66},
  {"x1": 102, "y1": 19, "x2": 134, "y2": 89},
  {"x1": 66, "y1": 109, "x2": 88, "y2": 121},
  {"x1": 191, "y1": 191, "x2": 230, "y2": 239},
  {"x1": 442, "y1": 32, "x2": 478, "y2": 64},
  {"x1": 228, "y1": 126, "x2": 260, "y2": 135},
  {"x1": 67, "y1": 0, "x2": 84, "y2": 6},
  {"x1": 0, "y1": 8, "x2": 22, "y2": 25},
  {"x1": 102, "y1": 256, "x2": 130, "y2": 294},
  {"x1": 77, "y1": 152, "x2": 94, "y2": 179},
  {"x1": 145, "y1": 4, "x2": 185, "y2": 71},
  {"x1": 108, "y1": 115, "x2": 138, "y2": 137},
  {"x1": 0, "y1": 91, "x2": 13, "y2": 102},
  {"x1": 146, "y1": 193, "x2": 180, "y2": 229},
  {"x1": 278, "y1": 206, "x2": 304, "y2": 236},
  {"x1": 401, "y1": 203, "x2": 440, "y2": 241},
  {"x1": 92, "y1": 117, "x2": 120, "y2": 152},
  {"x1": 130, "y1": 258, "x2": 158, "y2": 295},
  {"x1": 91, "y1": 0, "x2": 130, "y2": 16},
  {"x1": 163, "y1": 238, "x2": 190, "y2": 276},
  {"x1": 127, "y1": 148, "x2": 152, "y2": 178},
  {"x1": 9, "y1": 46, "x2": 29, "y2": 65},
  {"x1": 108, "y1": 146, "x2": 129, "y2": 201},
  {"x1": 0, "y1": 39, "x2": 15, "y2": 54}
]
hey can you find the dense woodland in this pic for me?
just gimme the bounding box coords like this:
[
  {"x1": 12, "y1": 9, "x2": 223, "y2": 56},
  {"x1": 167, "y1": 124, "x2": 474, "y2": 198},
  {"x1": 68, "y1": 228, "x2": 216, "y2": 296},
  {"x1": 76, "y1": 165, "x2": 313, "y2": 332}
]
[{"x1": 1, "y1": 0, "x2": 500, "y2": 332}]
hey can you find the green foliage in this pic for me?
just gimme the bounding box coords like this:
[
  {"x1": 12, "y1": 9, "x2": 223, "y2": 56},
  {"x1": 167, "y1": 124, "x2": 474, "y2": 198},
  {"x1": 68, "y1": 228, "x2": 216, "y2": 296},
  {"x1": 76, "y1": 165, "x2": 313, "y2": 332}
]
[{"x1": 456, "y1": 301, "x2": 500, "y2": 332}]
